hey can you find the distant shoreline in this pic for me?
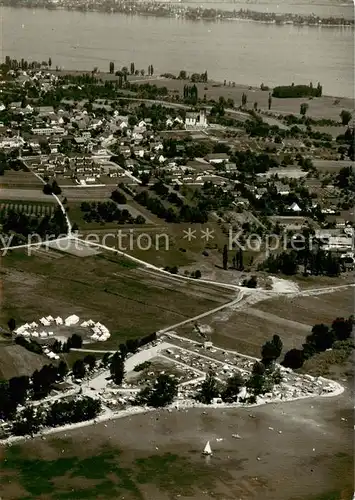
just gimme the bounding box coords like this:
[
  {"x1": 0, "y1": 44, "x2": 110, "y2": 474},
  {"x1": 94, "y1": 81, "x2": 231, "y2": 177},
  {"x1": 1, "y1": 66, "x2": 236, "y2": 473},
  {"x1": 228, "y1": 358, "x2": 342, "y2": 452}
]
[{"x1": 1, "y1": 3, "x2": 353, "y2": 28}]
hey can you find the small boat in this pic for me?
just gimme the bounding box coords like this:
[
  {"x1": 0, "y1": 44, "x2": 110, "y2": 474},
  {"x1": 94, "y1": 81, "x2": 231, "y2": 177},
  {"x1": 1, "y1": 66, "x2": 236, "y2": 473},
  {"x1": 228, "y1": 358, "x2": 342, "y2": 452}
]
[{"x1": 202, "y1": 440, "x2": 212, "y2": 456}]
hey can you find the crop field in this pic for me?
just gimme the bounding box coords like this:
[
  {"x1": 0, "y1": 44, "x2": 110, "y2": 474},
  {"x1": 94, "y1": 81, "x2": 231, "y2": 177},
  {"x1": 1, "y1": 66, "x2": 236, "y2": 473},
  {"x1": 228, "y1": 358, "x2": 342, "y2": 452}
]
[
  {"x1": 0, "y1": 250, "x2": 235, "y2": 348},
  {"x1": 0, "y1": 170, "x2": 42, "y2": 189},
  {"x1": 0, "y1": 200, "x2": 55, "y2": 218}
]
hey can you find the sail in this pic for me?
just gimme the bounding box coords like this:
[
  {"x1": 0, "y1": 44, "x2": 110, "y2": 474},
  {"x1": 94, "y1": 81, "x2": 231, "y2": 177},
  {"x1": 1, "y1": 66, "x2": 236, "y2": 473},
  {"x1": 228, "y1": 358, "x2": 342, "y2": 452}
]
[{"x1": 203, "y1": 440, "x2": 212, "y2": 455}]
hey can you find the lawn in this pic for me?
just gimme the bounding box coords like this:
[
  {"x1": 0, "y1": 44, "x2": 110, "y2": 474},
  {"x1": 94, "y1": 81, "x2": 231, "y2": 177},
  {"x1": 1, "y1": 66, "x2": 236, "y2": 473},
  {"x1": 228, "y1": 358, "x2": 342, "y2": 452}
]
[{"x1": 0, "y1": 250, "x2": 234, "y2": 348}]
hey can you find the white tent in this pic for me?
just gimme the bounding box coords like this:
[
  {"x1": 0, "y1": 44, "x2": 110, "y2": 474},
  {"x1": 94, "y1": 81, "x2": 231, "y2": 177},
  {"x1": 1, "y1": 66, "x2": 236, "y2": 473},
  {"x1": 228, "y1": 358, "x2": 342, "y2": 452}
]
[{"x1": 65, "y1": 314, "x2": 80, "y2": 326}]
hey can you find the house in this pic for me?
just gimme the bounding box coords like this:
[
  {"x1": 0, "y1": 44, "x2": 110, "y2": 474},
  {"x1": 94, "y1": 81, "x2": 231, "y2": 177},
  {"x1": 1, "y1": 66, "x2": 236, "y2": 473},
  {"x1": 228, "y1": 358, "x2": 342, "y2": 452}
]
[
  {"x1": 38, "y1": 106, "x2": 55, "y2": 116},
  {"x1": 185, "y1": 109, "x2": 208, "y2": 129},
  {"x1": 205, "y1": 153, "x2": 229, "y2": 165}
]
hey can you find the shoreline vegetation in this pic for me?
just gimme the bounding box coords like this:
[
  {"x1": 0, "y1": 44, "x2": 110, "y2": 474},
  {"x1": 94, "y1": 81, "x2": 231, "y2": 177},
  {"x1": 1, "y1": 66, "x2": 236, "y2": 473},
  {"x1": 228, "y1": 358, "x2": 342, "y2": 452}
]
[{"x1": 1, "y1": 1, "x2": 354, "y2": 27}]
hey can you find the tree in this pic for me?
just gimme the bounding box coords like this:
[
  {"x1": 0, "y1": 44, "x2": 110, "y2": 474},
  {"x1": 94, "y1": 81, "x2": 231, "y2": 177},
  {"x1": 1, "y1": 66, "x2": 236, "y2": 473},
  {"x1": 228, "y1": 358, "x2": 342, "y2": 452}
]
[
  {"x1": 268, "y1": 93, "x2": 272, "y2": 110},
  {"x1": 48, "y1": 57, "x2": 52, "y2": 68},
  {"x1": 140, "y1": 69, "x2": 145, "y2": 76},
  {"x1": 241, "y1": 92, "x2": 247, "y2": 107},
  {"x1": 51, "y1": 179, "x2": 62, "y2": 195},
  {"x1": 178, "y1": 70, "x2": 187, "y2": 80},
  {"x1": 130, "y1": 62, "x2": 135, "y2": 75},
  {"x1": 84, "y1": 354, "x2": 96, "y2": 371},
  {"x1": 12, "y1": 406, "x2": 42, "y2": 437},
  {"x1": 300, "y1": 103, "x2": 309, "y2": 116},
  {"x1": 135, "y1": 373, "x2": 178, "y2": 408},
  {"x1": 332, "y1": 316, "x2": 353, "y2": 341},
  {"x1": 196, "y1": 370, "x2": 220, "y2": 404},
  {"x1": 72, "y1": 359, "x2": 86, "y2": 380},
  {"x1": 222, "y1": 244, "x2": 228, "y2": 270},
  {"x1": 261, "y1": 335, "x2": 283, "y2": 366},
  {"x1": 340, "y1": 110, "x2": 352, "y2": 126},
  {"x1": 281, "y1": 349, "x2": 304, "y2": 369},
  {"x1": 109, "y1": 61, "x2": 114, "y2": 74},
  {"x1": 306, "y1": 324, "x2": 334, "y2": 352},
  {"x1": 110, "y1": 352, "x2": 125, "y2": 385},
  {"x1": 7, "y1": 317, "x2": 16, "y2": 333},
  {"x1": 221, "y1": 372, "x2": 244, "y2": 402},
  {"x1": 57, "y1": 360, "x2": 68, "y2": 380},
  {"x1": 246, "y1": 361, "x2": 266, "y2": 396},
  {"x1": 43, "y1": 183, "x2": 52, "y2": 195}
]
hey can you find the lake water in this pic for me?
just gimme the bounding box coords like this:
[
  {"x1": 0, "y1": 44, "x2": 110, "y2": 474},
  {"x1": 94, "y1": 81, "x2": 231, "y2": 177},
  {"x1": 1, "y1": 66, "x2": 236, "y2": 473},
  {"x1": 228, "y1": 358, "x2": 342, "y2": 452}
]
[{"x1": 1, "y1": 6, "x2": 353, "y2": 97}]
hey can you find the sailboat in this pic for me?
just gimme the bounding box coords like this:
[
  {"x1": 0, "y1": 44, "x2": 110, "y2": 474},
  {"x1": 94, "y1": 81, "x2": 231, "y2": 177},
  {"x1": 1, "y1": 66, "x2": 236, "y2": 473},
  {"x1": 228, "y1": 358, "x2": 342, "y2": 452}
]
[{"x1": 202, "y1": 440, "x2": 212, "y2": 456}]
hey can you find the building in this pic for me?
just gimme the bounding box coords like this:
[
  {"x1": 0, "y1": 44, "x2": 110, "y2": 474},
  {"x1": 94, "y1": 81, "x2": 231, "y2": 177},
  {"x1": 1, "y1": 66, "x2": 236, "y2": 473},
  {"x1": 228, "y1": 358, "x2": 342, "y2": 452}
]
[
  {"x1": 205, "y1": 153, "x2": 229, "y2": 165},
  {"x1": 185, "y1": 109, "x2": 208, "y2": 129}
]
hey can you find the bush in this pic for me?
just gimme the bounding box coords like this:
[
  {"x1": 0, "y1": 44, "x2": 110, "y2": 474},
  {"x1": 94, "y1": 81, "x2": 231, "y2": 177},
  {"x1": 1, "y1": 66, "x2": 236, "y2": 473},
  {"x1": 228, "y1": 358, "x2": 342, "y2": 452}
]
[{"x1": 133, "y1": 361, "x2": 152, "y2": 372}]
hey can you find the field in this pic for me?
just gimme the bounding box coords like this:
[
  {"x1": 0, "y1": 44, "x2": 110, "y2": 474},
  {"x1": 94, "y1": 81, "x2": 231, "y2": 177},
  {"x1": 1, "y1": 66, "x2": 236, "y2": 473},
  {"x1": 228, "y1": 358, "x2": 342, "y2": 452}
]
[
  {"x1": 0, "y1": 188, "x2": 56, "y2": 202},
  {"x1": 255, "y1": 288, "x2": 354, "y2": 326},
  {"x1": 0, "y1": 250, "x2": 235, "y2": 348},
  {"x1": 0, "y1": 200, "x2": 55, "y2": 218},
  {"x1": 138, "y1": 77, "x2": 354, "y2": 120},
  {"x1": 0, "y1": 394, "x2": 353, "y2": 500},
  {"x1": 0, "y1": 170, "x2": 42, "y2": 189},
  {"x1": 175, "y1": 286, "x2": 354, "y2": 357},
  {"x1": 67, "y1": 200, "x2": 154, "y2": 230},
  {"x1": 0, "y1": 344, "x2": 49, "y2": 380}
]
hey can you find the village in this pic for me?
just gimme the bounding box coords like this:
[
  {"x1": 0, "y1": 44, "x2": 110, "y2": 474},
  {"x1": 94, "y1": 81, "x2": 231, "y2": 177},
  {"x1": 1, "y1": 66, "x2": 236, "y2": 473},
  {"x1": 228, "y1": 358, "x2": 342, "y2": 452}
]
[{"x1": 0, "y1": 57, "x2": 354, "y2": 500}]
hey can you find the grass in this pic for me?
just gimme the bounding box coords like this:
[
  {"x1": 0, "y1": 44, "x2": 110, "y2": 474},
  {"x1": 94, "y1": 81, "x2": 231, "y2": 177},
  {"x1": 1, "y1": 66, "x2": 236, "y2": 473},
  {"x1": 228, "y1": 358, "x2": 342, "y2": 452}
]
[
  {"x1": 0, "y1": 445, "x2": 220, "y2": 500},
  {"x1": 299, "y1": 339, "x2": 354, "y2": 377},
  {"x1": 0, "y1": 249, "x2": 233, "y2": 349}
]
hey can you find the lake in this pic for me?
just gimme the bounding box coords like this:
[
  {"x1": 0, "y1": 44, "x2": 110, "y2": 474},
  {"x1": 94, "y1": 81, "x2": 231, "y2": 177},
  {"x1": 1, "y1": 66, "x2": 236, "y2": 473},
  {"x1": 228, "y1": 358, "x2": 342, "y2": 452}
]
[{"x1": 1, "y1": 6, "x2": 353, "y2": 97}]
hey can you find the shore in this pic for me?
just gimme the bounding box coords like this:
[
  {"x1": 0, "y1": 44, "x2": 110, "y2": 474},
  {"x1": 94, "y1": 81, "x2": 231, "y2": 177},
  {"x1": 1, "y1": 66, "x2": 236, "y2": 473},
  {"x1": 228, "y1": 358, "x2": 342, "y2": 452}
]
[{"x1": 1, "y1": 2, "x2": 354, "y2": 27}]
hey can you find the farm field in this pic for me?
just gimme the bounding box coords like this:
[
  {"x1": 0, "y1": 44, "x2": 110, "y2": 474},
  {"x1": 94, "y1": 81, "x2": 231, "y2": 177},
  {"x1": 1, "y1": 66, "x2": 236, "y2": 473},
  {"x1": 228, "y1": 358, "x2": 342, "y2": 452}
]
[
  {"x1": 0, "y1": 170, "x2": 42, "y2": 189},
  {"x1": 0, "y1": 250, "x2": 235, "y2": 348},
  {"x1": 0, "y1": 200, "x2": 56, "y2": 218},
  {"x1": 0, "y1": 395, "x2": 352, "y2": 500},
  {"x1": 0, "y1": 188, "x2": 55, "y2": 202}
]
